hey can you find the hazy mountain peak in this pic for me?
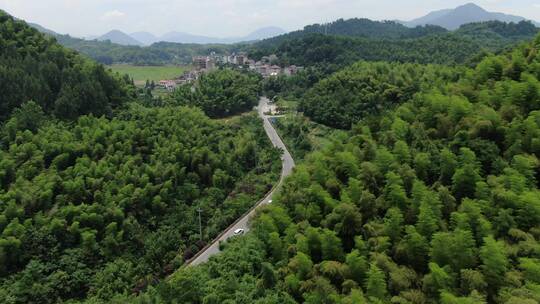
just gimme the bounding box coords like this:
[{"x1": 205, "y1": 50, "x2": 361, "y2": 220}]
[
  {"x1": 405, "y1": 3, "x2": 539, "y2": 30},
  {"x1": 98, "y1": 30, "x2": 143, "y2": 46},
  {"x1": 458, "y1": 3, "x2": 484, "y2": 10}
]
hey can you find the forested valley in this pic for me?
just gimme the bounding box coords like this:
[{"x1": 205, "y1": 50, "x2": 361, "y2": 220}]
[
  {"x1": 0, "y1": 11, "x2": 135, "y2": 121},
  {"x1": 134, "y1": 26, "x2": 540, "y2": 304},
  {"x1": 0, "y1": 11, "x2": 281, "y2": 303},
  {"x1": 1, "y1": 4, "x2": 540, "y2": 304},
  {"x1": 169, "y1": 69, "x2": 261, "y2": 118}
]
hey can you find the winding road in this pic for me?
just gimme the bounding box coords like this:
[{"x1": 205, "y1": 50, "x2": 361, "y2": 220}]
[{"x1": 187, "y1": 97, "x2": 295, "y2": 266}]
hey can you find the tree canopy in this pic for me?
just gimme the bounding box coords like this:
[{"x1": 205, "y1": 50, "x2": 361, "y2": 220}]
[
  {"x1": 169, "y1": 69, "x2": 261, "y2": 118},
  {"x1": 137, "y1": 31, "x2": 540, "y2": 304},
  {"x1": 0, "y1": 11, "x2": 134, "y2": 121}
]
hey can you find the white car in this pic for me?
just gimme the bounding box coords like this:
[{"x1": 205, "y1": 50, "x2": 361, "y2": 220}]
[
  {"x1": 268, "y1": 200, "x2": 273, "y2": 203},
  {"x1": 233, "y1": 228, "x2": 245, "y2": 235}
]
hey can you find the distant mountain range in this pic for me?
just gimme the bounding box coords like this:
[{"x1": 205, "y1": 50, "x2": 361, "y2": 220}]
[
  {"x1": 95, "y1": 26, "x2": 286, "y2": 46},
  {"x1": 23, "y1": 2, "x2": 540, "y2": 49},
  {"x1": 402, "y1": 3, "x2": 540, "y2": 30}
]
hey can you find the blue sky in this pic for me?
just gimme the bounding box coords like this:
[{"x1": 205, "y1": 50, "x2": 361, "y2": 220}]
[{"x1": 1, "y1": 0, "x2": 540, "y2": 37}]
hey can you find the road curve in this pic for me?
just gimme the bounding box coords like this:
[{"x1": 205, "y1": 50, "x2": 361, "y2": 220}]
[{"x1": 187, "y1": 97, "x2": 295, "y2": 266}]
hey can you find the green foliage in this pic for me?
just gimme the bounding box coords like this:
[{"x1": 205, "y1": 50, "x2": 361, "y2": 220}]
[
  {"x1": 169, "y1": 69, "x2": 261, "y2": 118},
  {"x1": 456, "y1": 20, "x2": 539, "y2": 49},
  {"x1": 300, "y1": 61, "x2": 462, "y2": 129},
  {"x1": 365, "y1": 263, "x2": 387, "y2": 300},
  {"x1": 273, "y1": 18, "x2": 447, "y2": 42},
  {"x1": 251, "y1": 33, "x2": 487, "y2": 69},
  {"x1": 142, "y1": 31, "x2": 540, "y2": 304},
  {"x1": 0, "y1": 106, "x2": 280, "y2": 302},
  {"x1": 5, "y1": 8, "x2": 540, "y2": 304},
  {"x1": 0, "y1": 11, "x2": 133, "y2": 121}
]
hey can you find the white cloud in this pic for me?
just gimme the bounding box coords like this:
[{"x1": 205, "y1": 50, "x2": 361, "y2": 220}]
[{"x1": 101, "y1": 10, "x2": 125, "y2": 19}]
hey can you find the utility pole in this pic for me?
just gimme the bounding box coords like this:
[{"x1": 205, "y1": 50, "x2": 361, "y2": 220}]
[{"x1": 197, "y1": 207, "x2": 203, "y2": 241}]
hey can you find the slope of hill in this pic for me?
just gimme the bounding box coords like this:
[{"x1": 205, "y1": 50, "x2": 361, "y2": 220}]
[
  {"x1": 0, "y1": 11, "x2": 281, "y2": 304},
  {"x1": 261, "y1": 18, "x2": 447, "y2": 46},
  {"x1": 0, "y1": 10, "x2": 133, "y2": 121},
  {"x1": 252, "y1": 33, "x2": 483, "y2": 68},
  {"x1": 247, "y1": 16, "x2": 540, "y2": 70},
  {"x1": 146, "y1": 31, "x2": 540, "y2": 304},
  {"x1": 406, "y1": 3, "x2": 539, "y2": 29},
  {"x1": 455, "y1": 20, "x2": 539, "y2": 48},
  {"x1": 242, "y1": 26, "x2": 287, "y2": 41},
  {"x1": 27, "y1": 22, "x2": 58, "y2": 36},
  {"x1": 404, "y1": 8, "x2": 453, "y2": 26},
  {"x1": 98, "y1": 29, "x2": 143, "y2": 46}
]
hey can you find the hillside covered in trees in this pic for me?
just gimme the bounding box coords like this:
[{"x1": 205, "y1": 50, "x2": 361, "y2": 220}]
[
  {"x1": 456, "y1": 20, "x2": 539, "y2": 44},
  {"x1": 262, "y1": 19, "x2": 448, "y2": 43},
  {"x1": 0, "y1": 11, "x2": 135, "y2": 121},
  {"x1": 2, "y1": 6, "x2": 540, "y2": 304},
  {"x1": 0, "y1": 105, "x2": 280, "y2": 303},
  {"x1": 133, "y1": 31, "x2": 540, "y2": 304},
  {"x1": 169, "y1": 69, "x2": 261, "y2": 118},
  {"x1": 299, "y1": 62, "x2": 464, "y2": 129},
  {"x1": 0, "y1": 12, "x2": 282, "y2": 303},
  {"x1": 248, "y1": 20, "x2": 539, "y2": 69}
]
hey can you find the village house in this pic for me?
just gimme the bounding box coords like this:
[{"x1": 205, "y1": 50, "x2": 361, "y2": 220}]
[
  {"x1": 193, "y1": 56, "x2": 217, "y2": 71},
  {"x1": 159, "y1": 80, "x2": 177, "y2": 91}
]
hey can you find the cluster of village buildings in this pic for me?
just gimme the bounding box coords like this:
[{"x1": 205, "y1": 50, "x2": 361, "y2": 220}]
[{"x1": 157, "y1": 53, "x2": 303, "y2": 91}]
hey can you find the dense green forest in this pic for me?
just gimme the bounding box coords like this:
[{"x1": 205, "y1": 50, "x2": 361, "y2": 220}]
[
  {"x1": 0, "y1": 11, "x2": 135, "y2": 121},
  {"x1": 3, "y1": 6, "x2": 540, "y2": 304},
  {"x1": 250, "y1": 32, "x2": 492, "y2": 68},
  {"x1": 299, "y1": 62, "x2": 465, "y2": 129},
  {"x1": 0, "y1": 12, "x2": 281, "y2": 303},
  {"x1": 456, "y1": 21, "x2": 539, "y2": 45},
  {"x1": 248, "y1": 21, "x2": 538, "y2": 69},
  {"x1": 261, "y1": 19, "x2": 448, "y2": 43},
  {"x1": 127, "y1": 31, "x2": 540, "y2": 304},
  {"x1": 169, "y1": 69, "x2": 261, "y2": 118},
  {"x1": 0, "y1": 105, "x2": 280, "y2": 303}
]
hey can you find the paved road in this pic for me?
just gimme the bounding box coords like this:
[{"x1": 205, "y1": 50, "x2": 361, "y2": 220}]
[{"x1": 187, "y1": 97, "x2": 295, "y2": 266}]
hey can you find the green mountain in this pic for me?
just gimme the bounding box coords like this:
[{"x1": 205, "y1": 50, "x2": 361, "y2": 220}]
[
  {"x1": 153, "y1": 30, "x2": 540, "y2": 304},
  {"x1": 248, "y1": 18, "x2": 539, "y2": 70},
  {"x1": 260, "y1": 18, "x2": 447, "y2": 45},
  {"x1": 456, "y1": 20, "x2": 539, "y2": 41},
  {"x1": 0, "y1": 10, "x2": 133, "y2": 121},
  {"x1": 27, "y1": 22, "x2": 58, "y2": 36}
]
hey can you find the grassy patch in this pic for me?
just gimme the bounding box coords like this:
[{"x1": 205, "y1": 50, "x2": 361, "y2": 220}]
[
  {"x1": 108, "y1": 65, "x2": 190, "y2": 86},
  {"x1": 276, "y1": 98, "x2": 298, "y2": 112},
  {"x1": 273, "y1": 114, "x2": 346, "y2": 161}
]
